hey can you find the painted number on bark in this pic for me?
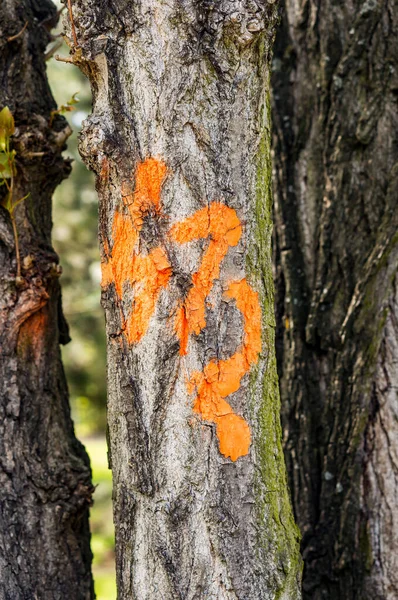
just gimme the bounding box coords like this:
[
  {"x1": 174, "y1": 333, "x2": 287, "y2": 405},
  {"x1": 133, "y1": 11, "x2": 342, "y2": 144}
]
[{"x1": 101, "y1": 158, "x2": 262, "y2": 461}]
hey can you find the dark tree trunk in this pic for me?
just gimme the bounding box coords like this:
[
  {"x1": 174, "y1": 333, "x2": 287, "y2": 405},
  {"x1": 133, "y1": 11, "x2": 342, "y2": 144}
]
[
  {"x1": 0, "y1": 2, "x2": 94, "y2": 598},
  {"x1": 272, "y1": 1, "x2": 398, "y2": 598},
  {"x1": 66, "y1": 0, "x2": 302, "y2": 598}
]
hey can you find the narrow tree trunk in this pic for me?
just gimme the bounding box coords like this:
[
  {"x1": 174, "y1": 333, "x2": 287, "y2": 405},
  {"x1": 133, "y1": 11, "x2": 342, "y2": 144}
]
[
  {"x1": 68, "y1": 1, "x2": 302, "y2": 597},
  {"x1": 272, "y1": 1, "x2": 398, "y2": 598},
  {"x1": 0, "y1": 2, "x2": 93, "y2": 598}
]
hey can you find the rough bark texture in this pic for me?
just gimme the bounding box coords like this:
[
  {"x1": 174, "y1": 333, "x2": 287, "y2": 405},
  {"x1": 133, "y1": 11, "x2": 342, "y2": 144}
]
[
  {"x1": 0, "y1": 2, "x2": 94, "y2": 599},
  {"x1": 67, "y1": 1, "x2": 302, "y2": 598},
  {"x1": 272, "y1": 1, "x2": 398, "y2": 598}
]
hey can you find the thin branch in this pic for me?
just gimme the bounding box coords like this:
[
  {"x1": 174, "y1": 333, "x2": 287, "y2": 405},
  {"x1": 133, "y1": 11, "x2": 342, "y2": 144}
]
[
  {"x1": 45, "y1": 40, "x2": 63, "y2": 61},
  {"x1": 55, "y1": 54, "x2": 75, "y2": 64},
  {"x1": 22, "y1": 152, "x2": 46, "y2": 158},
  {"x1": 7, "y1": 167, "x2": 22, "y2": 280},
  {"x1": 7, "y1": 21, "x2": 28, "y2": 43},
  {"x1": 67, "y1": 0, "x2": 78, "y2": 48},
  {"x1": 11, "y1": 214, "x2": 21, "y2": 279}
]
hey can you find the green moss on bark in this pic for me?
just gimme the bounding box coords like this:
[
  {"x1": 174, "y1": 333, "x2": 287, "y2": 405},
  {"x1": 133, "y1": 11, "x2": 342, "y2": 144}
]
[{"x1": 247, "y1": 75, "x2": 302, "y2": 598}]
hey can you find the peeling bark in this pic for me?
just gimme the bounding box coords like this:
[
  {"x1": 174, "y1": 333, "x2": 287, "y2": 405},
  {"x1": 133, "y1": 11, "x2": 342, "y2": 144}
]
[
  {"x1": 66, "y1": 0, "x2": 302, "y2": 598},
  {"x1": 272, "y1": 1, "x2": 398, "y2": 598},
  {"x1": 0, "y1": 2, "x2": 94, "y2": 598}
]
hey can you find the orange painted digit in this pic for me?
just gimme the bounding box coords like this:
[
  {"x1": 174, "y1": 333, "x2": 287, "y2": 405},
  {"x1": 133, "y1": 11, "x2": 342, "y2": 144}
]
[
  {"x1": 101, "y1": 157, "x2": 262, "y2": 461},
  {"x1": 101, "y1": 158, "x2": 172, "y2": 342},
  {"x1": 169, "y1": 202, "x2": 242, "y2": 355},
  {"x1": 188, "y1": 279, "x2": 261, "y2": 461}
]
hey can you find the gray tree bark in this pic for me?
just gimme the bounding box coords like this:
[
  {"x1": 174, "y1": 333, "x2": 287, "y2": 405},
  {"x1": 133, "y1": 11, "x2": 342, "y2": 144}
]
[
  {"x1": 66, "y1": 0, "x2": 302, "y2": 598},
  {"x1": 272, "y1": 1, "x2": 398, "y2": 598},
  {"x1": 0, "y1": 2, "x2": 94, "y2": 598}
]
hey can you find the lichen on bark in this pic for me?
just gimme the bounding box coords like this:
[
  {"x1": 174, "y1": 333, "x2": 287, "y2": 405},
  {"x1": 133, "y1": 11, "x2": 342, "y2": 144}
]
[{"x1": 248, "y1": 69, "x2": 302, "y2": 598}]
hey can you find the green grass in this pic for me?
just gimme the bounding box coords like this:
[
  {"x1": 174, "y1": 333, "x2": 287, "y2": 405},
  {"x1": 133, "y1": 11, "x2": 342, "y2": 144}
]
[{"x1": 82, "y1": 436, "x2": 117, "y2": 600}]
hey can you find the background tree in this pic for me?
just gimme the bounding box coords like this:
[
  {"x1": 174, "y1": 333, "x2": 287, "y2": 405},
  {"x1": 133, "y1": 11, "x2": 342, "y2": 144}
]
[
  {"x1": 0, "y1": 1, "x2": 93, "y2": 598},
  {"x1": 66, "y1": 0, "x2": 302, "y2": 597},
  {"x1": 272, "y1": 1, "x2": 398, "y2": 598}
]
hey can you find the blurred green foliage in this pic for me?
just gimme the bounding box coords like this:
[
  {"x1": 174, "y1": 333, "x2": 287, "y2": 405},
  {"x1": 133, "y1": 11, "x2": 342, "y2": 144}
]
[
  {"x1": 87, "y1": 437, "x2": 117, "y2": 600},
  {"x1": 46, "y1": 9, "x2": 115, "y2": 597},
  {"x1": 48, "y1": 54, "x2": 107, "y2": 434}
]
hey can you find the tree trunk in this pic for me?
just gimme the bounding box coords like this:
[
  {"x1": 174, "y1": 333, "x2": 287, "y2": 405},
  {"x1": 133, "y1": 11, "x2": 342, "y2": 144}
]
[
  {"x1": 0, "y1": 2, "x2": 94, "y2": 598},
  {"x1": 68, "y1": 1, "x2": 302, "y2": 598},
  {"x1": 272, "y1": 1, "x2": 398, "y2": 598}
]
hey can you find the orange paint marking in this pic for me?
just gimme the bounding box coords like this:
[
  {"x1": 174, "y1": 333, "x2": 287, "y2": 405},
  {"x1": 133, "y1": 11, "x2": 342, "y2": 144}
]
[
  {"x1": 99, "y1": 156, "x2": 109, "y2": 184},
  {"x1": 169, "y1": 202, "x2": 242, "y2": 355},
  {"x1": 17, "y1": 307, "x2": 48, "y2": 362},
  {"x1": 125, "y1": 247, "x2": 171, "y2": 343},
  {"x1": 101, "y1": 210, "x2": 137, "y2": 297},
  {"x1": 100, "y1": 157, "x2": 262, "y2": 462},
  {"x1": 188, "y1": 279, "x2": 261, "y2": 461},
  {"x1": 101, "y1": 158, "x2": 171, "y2": 342}
]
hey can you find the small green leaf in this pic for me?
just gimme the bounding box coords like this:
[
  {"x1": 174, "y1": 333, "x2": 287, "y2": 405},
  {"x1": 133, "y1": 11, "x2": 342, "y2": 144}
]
[
  {"x1": 59, "y1": 105, "x2": 74, "y2": 115},
  {"x1": 0, "y1": 107, "x2": 15, "y2": 151},
  {"x1": 67, "y1": 92, "x2": 80, "y2": 106},
  {"x1": 2, "y1": 192, "x2": 12, "y2": 212},
  {"x1": 10, "y1": 192, "x2": 30, "y2": 214},
  {"x1": 49, "y1": 93, "x2": 80, "y2": 126},
  {"x1": 0, "y1": 151, "x2": 15, "y2": 178}
]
